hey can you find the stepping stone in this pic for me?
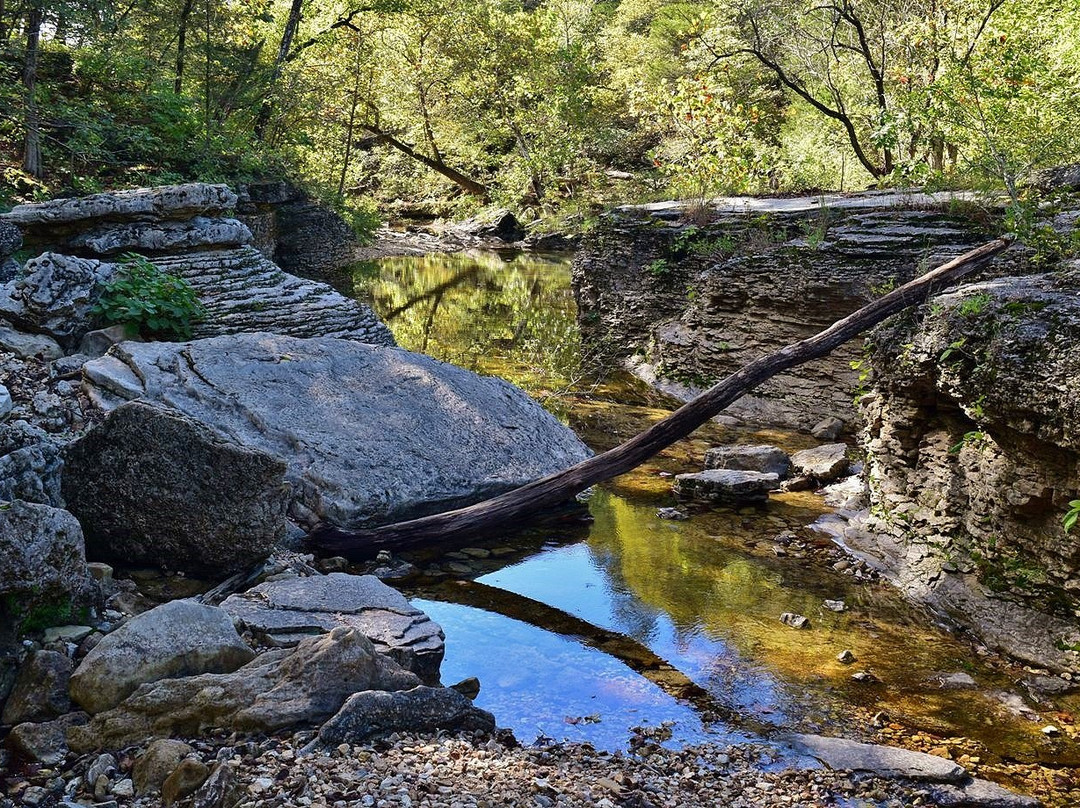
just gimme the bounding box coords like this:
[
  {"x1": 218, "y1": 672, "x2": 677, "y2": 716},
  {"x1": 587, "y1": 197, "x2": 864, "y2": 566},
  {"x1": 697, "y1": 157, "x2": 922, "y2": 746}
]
[{"x1": 673, "y1": 469, "x2": 778, "y2": 505}]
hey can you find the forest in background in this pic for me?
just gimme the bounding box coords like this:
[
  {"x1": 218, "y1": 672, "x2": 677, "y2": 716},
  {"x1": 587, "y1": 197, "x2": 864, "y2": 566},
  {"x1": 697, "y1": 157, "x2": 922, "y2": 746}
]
[{"x1": 1, "y1": 0, "x2": 1079, "y2": 230}]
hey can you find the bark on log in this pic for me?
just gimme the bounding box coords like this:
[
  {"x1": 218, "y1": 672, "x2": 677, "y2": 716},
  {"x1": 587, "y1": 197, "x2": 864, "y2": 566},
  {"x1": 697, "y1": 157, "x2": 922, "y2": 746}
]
[{"x1": 309, "y1": 236, "x2": 1012, "y2": 558}]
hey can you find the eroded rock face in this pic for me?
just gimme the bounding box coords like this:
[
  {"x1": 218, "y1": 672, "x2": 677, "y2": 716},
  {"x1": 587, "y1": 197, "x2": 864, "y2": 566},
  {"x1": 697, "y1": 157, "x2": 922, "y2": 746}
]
[
  {"x1": 221, "y1": 573, "x2": 444, "y2": 683},
  {"x1": 67, "y1": 627, "x2": 419, "y2": 752},
  {"x1": 0, "y1": 183, "x2": 393, "y2": 348},
  {"x1": 69, "y1": 600, "x2": 255, "y2": 714},
  {"x1": 78, "y1": 334, "x2": 592, "y2": 531},
  {"x1": 855, "y1": 268, "x2": 1080, "y2": 672},
  {"x1": 573, "y1": 193, "x2": 1022, "y2": 431},
  {"x1": 62, "y1": 401, "x2": 290, "y2": 573}
]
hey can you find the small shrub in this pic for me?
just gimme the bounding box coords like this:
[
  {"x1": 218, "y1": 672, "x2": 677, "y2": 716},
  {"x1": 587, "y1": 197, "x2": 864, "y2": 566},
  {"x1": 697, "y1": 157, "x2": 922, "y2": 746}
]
[
  {"x1": 645, "y1": 258, "x2": 672, "y2": 277},
  {"x1": 93, "y1": 253, "x2": 206, "y2": 339}
]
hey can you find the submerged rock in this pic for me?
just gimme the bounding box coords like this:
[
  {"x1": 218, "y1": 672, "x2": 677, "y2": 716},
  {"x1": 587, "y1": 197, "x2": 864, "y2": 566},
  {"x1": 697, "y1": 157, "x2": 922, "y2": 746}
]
[
  {"x1": 62, "y1": 401, "x2": 290, "y2": 574},
  {"x1": 69, "y1": 600, "x2": 255, "y2": 714},
  {"x1": 68, "y1": 627, "x2": 419, "y2": 751},
  {"x1": 78, "y1": 333, "x2": 592, "y2": 531},
  {"x1": 672, "y1": 469, "x2": 778, "y2": 505},
  {"x1": 220, "y1": 573, "x2": 444, "y2": 683}
]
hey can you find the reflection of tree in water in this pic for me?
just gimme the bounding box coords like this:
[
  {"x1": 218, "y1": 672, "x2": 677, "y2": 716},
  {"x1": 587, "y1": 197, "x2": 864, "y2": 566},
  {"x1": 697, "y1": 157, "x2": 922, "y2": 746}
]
[
  {"x1": 585, "y1": 541, "x2": 665, "y2": 645},
  {"x1": 350, "y1": 252, "x2": 582, "y2": 396}
]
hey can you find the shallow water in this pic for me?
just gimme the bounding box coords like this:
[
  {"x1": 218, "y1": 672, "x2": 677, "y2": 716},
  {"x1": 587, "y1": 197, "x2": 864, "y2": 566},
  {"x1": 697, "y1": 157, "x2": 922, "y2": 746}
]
[{"x1": 351, "y1": 250, "x2": 1078, "y2": 765}]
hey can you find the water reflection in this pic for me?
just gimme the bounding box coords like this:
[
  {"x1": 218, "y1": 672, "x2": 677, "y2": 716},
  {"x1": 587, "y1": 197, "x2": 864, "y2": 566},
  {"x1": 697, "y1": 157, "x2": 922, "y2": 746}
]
[{"x1": 361, "y1": 251, "x2": 1075, "y2": 764}]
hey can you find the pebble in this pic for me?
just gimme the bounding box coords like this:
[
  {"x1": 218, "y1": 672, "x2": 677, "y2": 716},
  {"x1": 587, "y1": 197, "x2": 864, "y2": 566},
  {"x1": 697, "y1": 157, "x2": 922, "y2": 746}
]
[
  {"x1": 779, "y1": 612, "x2": 811, "y2": 629},
  {"x1": 823, "y1": 599, "x2": 846, "y2": 612},
  {"x1": 837, "y1": 650, "x2": 857, "y2": 664}
]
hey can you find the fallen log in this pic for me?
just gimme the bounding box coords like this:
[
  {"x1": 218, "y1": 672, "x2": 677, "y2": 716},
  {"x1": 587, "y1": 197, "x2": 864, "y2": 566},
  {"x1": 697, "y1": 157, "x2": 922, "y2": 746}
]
[{"x1": 309, "y1": 236, "x2": 1012, "y2": 558}]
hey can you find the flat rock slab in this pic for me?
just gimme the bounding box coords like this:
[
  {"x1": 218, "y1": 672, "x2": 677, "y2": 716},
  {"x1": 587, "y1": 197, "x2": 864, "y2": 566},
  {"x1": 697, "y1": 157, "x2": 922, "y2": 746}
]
[
  {"x1": 783, "y1": 733, "x2": 967, "y2": 783},
  {"x1": 673, "y1": 469, "x2": 778, "y2": 505},
  {"x1": 704, "y1": 444, "x2": 791, "y2": 477},
  {"x1": 318, "y1": 686, "x2": 495, "y2": 744},
  {"x1": 221, "y1": 573, "x2": 444, "y2": 683},
  {"x1": 79, "y1": 333, "x2": 592, "y2": 531},
  {"x1": 928, "y1": 778, "x2": 1041, "y2": 807}
]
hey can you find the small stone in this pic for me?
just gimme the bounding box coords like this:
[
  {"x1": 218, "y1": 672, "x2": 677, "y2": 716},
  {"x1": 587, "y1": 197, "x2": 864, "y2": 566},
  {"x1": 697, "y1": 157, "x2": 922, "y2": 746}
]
[
  {"x1": 823, "y1": 600, "x2": 846, "y2": 612},
  {"x1": 0, "y1": 384, "x2": 11, "y2": 420},
  {"x1": 133, "y1": 739, "x2": 194, "y2": 795},
  {"x1": 1042, "y1": 725, "x2": 1061, "y2": 736},
  {"x1": 318, "y1": 556, "x2": 349, "y2": 573},
  {"x1": 832, "y1": 560, "x2": 851, "y2": 572},
  {"x1": 656, "y1": 507, "x2": 688, "y2": 520},
  {"x1": 851, "y1": 670, "x2": 880, "y2": 683},
  {"x1": 21, "y1": 786, "x2": 48, "y2": 807},
  {"x1": 450, "y1": 677, "x2": 481, "y2": 700},
  {"x1": 42, "y1": 625, "x2": 94, "y2": 644},
  {"x1": 86, "y1": 563, "x2": 114, "y2": 583},
  {"x1": 111, "y1": 779, "x2": 135, "y2": 798},
  {"x1": 937, "y1": 672, "x2": 977, "y2": 690},
  {"x1": 86, "y1": 753, "x2": 117, "y2": 788},
  {"x1": 161, "y1": 758, "x2": 209, "y2": 805},
  {"x1": 779, "y1": 613, "x2": 810, "y2": 629}
]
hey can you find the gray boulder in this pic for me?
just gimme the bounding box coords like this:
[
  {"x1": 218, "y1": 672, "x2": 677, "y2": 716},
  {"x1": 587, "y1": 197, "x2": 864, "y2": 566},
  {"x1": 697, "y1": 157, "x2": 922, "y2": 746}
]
[
  {"x1": 790, "y1": 443, "x2": 850, "y2": 482},
  {"x1": 5, "y1": 711, "x2": 87, "y2": 765},
  {"x1": 0, "y1": 420, "x2": 64, "y2": 506},
  {"x1": 0, "y1": 322, "x2": 64, "y2": 361},
  {"x1": 703, "y1": 444, "x2": 790, "y2": 477},
  {"x1": 0, "y1": 500, "x2": 92, "y2": 631},
  {"x1": 69, "y1": 599, "x2": 255, "y2": 714},
  {"x1": 68, "y1": 626, "x2": 419, "y2": 752},
  {"x1": 78, "y1": 334, "x2": 592, "y2": 530},
  {"x1": 221, "y1": 573, "x2": 444, "y2": 682},
  {"x1": 672, "y1": 469, "x2": 778, "y2": 505},
  {"x1": 318, "y1": 686, "x2": 495, "y2": 744},
  {"x1": 3, "y1": 252, "x2": 115, "y2": 342},
  {"x1": 928, "y1": 778, "x2": 1040, "y2": 807},
  {"x1": 0, "y1": 384, "x2": 9, "y2": 420},
  {"x1": 62, "y1": 401, "x2": 291, "y2": 573},
  {"x1": 1, "y1": 650, "x2": 71, "y2": 724}
]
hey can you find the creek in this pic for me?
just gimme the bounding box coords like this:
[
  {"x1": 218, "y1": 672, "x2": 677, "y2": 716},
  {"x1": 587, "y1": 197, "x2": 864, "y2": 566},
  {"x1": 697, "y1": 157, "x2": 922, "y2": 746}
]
[{"x1": 347, "y1": 250, "x2": 1079, "y2": 772}]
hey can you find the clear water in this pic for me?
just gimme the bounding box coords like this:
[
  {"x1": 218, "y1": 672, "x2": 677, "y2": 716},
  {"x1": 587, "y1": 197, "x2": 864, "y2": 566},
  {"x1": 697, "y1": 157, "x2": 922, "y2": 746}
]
[{"x1": 349, "y1": 250, "x2": 1080, "y2": 766}]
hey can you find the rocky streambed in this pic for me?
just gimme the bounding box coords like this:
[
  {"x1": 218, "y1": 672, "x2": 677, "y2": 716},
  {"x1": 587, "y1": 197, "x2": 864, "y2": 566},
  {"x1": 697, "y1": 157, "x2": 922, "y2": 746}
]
[{"x1": 0, "y1": 184, "x2": 1077, "y2": 808}]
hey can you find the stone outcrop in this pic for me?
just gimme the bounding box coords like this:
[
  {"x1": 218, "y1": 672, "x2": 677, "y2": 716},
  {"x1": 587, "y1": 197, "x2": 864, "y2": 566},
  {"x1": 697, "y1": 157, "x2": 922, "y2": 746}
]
[
  {"x1": 62, "y1": 401, "x2": 291, "y2": 574},
  {"x1": 220, "y1": 573, "x2": 444, "y2": 683},
  {"x1": 78, "y1": 333, "x2": 592, "y2": 531},
  {"x1": 68, "y1": 627, "x2": 420, "y2": 752},
  {"x1": 0, "y1": 183, "x2": 393, "y2": 348},
  {"x1": 852, "y1": 268, "x2": 1080, "y2": 672},
  {"x1": 573, "y1": 192, "x2": 1023, "y2": 432},
  {"x1": 69, "y1": 600, "x2": 256, "y2": 714}
]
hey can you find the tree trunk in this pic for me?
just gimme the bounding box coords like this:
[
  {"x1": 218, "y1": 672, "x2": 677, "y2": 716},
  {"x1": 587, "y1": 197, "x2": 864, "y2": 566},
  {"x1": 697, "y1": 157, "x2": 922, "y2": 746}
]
[
  {"x1": 309, "y1": 236, "x2": 1013, "y2": 558},
  {"x1": 175, "y1": 0, "x2": 196, "y2": 95},
  {"x1": 254, "y1": 0, "x2": 304, "y2": 141},
  {"x1": 21, "y1": 0, "x2": 43, "y2": 179},
  {"x1": 362, "y1": 124, "x2": 488, "y2": 199}
]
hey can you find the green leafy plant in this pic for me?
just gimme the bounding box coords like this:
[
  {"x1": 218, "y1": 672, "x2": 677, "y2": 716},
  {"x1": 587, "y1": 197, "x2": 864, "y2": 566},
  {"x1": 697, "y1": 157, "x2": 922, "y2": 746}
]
[
  {"x1": 645, "y1": 258, "x2": 673, "y2": 277},
  {"x1": 957, "y1": 292, "x2": 993, "y2": 316},
  {"x1": 1063, "y1": 500, "x2": 1080, "y2": 533},
  {"x1": 93, "y1": 253, "x2": 206, "y2": 339}
]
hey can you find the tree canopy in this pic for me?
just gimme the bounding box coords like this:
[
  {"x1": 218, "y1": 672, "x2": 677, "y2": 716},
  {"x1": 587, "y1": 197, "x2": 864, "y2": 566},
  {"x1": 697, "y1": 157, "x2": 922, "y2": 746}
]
[{"x1": 1, "y1": 0, "x2": 1077, "y2": 219}]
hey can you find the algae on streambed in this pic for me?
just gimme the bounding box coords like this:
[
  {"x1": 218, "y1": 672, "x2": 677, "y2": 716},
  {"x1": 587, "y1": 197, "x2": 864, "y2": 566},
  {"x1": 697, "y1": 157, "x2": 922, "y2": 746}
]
[{"x1": 355, "y1": 250, "x2": 1079, "y2": 795}]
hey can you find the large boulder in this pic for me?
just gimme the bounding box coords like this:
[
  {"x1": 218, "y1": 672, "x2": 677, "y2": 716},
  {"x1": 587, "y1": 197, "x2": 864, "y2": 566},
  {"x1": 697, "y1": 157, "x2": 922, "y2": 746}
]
[
  {"x1": 69, "y1": 600, "x2": 256, "y2": 714},
  {"x1": 0, "y1": 500, "x2": 93, "y2": 637},
  {"x1": 221, "y1": 573, "x2": 444, "y2": 682},
  {"x1": 790, "y1": 443, "x2": 850, "y2": 482},
  {"x1": 68, "y1": 626, "x2": 420, "y2": 751},
  {"x1": 62, "y1": 401, "x2": 290, "y2": 573},
  {"x1": 318, "y1": 686, "x2": 496, "y2": 744},
  {"x1": 78, "y1": 334, "x2": 592, "y2": 530},
  {"x1": 703, "y1": 444, "x2": 791, "y2": 477}
]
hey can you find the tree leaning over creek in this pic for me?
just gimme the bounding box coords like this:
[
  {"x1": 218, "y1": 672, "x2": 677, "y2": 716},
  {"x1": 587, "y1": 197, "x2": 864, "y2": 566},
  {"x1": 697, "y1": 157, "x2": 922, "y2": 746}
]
[{"x1": 309, "y1": 236, "x2": 1012, "y2": 558}]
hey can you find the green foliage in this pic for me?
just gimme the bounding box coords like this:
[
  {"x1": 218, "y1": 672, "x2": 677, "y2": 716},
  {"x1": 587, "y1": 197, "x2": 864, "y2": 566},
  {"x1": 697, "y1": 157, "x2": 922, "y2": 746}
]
[
  {"x1": 1063, "y1": 500, "x2": 1080, "y2": 533},
  {"x1": 1003, "y1": 193, "x2": 1080, "y2": 266},
  {"x1": 957, "y1": 292, "x2": 993, "y2": 316},
  {"x1": 92, "y1": 254, "x2": 206, "y2": 339},
  {"x1": 645, "y1": 258, "x2": 673, "y2": 277}
]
